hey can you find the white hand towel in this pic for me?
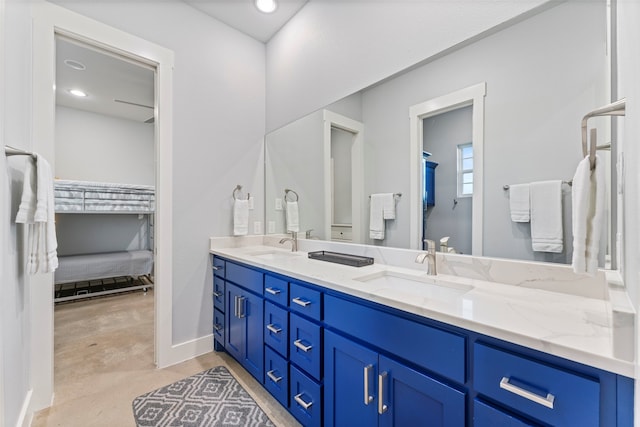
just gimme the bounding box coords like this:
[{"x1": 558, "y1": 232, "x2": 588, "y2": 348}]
[
  {"x1": 233, "y1": 199, "x2": 249, "y2": 236},
  {"x1": 530, "y1": 180, "x2": 563, "y2": 253},
  {"x1": 286, "y1": 201, "x2": 299, "y2": 233},
  {"x1": 509, "y1": 184, "x2": 530, "y2": 222},
  {"x1": 381, "y1": 193, "x2": 396, "y2": 220},
  {"x1": 369, "y1": 194, "x2": 385, "y2": 240},
  {"x1": 572, "y1": 155, "x2": 605, "y2": 275},
  {"x1": 17, "y1": 155, "x2": 58, "y2": 274}
]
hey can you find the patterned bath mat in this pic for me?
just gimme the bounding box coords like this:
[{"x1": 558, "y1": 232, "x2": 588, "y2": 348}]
[{"x1": 132, "y1": 366, "x2": 275, "y2": 427}]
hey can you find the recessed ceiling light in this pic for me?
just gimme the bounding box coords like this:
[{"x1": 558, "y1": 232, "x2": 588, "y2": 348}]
[
  {"x1": 68, "y1": 89, "x2": 88, "y2": 97},
  {"x1": 64, "y1": 59, "x2": 86, "y2": 71},
  {"x1": 255, "y1": 0, "x2": 277, "y2": 13}
]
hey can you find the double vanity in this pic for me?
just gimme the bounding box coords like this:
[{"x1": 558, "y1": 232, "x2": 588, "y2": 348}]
[{"x1": 209, "y1": 235, "x2": 635, "y2": 426}]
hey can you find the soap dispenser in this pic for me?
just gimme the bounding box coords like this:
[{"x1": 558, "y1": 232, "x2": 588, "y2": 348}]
[{"x1": 439, "y1": 236, "x2": 450, "y2": 252}]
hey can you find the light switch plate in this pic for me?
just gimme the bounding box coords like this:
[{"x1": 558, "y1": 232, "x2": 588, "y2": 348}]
[
  {"x1": 248, "y1": 197, "x2": 254, "y2": 210},
  {"x1": 268, "y1": 221, "x2": 275, "y2": 234},
  {"x1": 275, "y1": 198, "x2": 283, "y2": 210},
  {"x1": 253, "y1": 221, "x2": 261, "y2": 234}
]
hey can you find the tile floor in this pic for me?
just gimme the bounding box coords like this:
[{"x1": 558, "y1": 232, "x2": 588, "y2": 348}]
[{"x1": 32, "y1": 290, "x2": 300, "y2": 427}]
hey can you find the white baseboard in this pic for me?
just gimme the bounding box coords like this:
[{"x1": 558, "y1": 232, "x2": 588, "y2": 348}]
[
  {"x1": 16, "y1": 389, "x2": 32, "y2": 427},
  {"x1": 159, "y1": 334, "x2": 213, "y2": 369}
]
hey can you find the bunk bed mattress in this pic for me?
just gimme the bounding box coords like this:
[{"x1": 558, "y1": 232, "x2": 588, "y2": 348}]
[
  {"x1": 54, "y1": 179, "x2": 155, "y2": 213},
  {"x1": 54, "y1": 250, "x2": 154, "y2": 284}
]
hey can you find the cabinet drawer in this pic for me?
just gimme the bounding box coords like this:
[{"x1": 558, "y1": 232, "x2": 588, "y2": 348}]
[
  {"x1": 264, "y1": 275, "x2": 289, "y2": 307},
  {"x1": 474, "y1": 399, "x2": 536, "y2": 427},
  {"x1": 473, "y1": 343, "x2": 600, "y2": 427},
  {"x1": 290, "y1": 364, "x2": 322, "y2": 427},
  {"x1": 290, "y1": 313, "x2": 322, "y2": 380},
  {"x1": 264, "y1": 346, "x2": 289, "y2": 408},
  {"x1": 213, "y1": 276, "x2": 225, "y2": 312},
  {"x1": 289, "y1": 282, "x2": 322, "y2": 321},
  {"x1": 265, "y1": 301, "x2": 288, "y2": 357},
  {"x1": 213, "y1": 308, "x2": 224, "y2": 344},
  {"x1": 226, "y1": 261, "x2": 263, "y2": 294},
  {"x1": 325, "y1": 294, "x2": 465, "y2": 383},
  {"x1": 212, "y1": 257, "x2": 225, "y2": 278}
]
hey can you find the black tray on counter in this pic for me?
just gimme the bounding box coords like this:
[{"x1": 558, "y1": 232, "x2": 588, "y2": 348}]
[{"x1": 307, "y1": 251, "x2": 374, "y2": 267}]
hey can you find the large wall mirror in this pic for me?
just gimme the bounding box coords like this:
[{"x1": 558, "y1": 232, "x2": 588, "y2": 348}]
[{"x1": 265, "y1": 1, "x2": 617, "y2": 268}]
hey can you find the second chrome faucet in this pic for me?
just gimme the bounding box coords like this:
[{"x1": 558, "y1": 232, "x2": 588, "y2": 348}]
[
  {"x1": 416, "y1": 239, "x2": 437, "y2": 275},
  {"x1": 279, "y1": 231, "x2": 298, "y2": 252}
]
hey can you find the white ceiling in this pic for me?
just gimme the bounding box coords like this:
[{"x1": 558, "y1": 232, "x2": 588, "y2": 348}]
[
  {"x1": 184, "y1": 0, "x2": 308, "y2": 43},
  {"x1": 55, "y1": 0, "x2": 307, "y2": 122}
]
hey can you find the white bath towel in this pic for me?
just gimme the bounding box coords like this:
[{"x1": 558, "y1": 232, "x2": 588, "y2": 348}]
[
  {"x1": 509, "y1": 184, "x2": 530, "y2": 222},
  {"x1": 286, "y1": 201, "x2": 299, "y2": 233},
  {"x1": 369, "y1": 194, "x2": 386, "y2": 240},
  {"x1": 572, "y1": 155, "x2": 606, "y2": 275},
  {"x1": 381, "y1": 193, "x2": 396, "y2": 220},
  {"x1": 233, "y1": 199, "x2": 249, "y2": 236},
  {"x1": 16, "y1": 155, "x2": 58, "y2": 274},
  {"x1": 530, "y1": 180, "x2": 563, "y2": 253}
]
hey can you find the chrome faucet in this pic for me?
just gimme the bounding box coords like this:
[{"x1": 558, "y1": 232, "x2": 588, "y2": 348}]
[
  {"x1": 279, "y1": 231, "x2": 298, "y2": 252},
  {"x1": 416, "y1": 239, "x2": 437, "y2": 275}
]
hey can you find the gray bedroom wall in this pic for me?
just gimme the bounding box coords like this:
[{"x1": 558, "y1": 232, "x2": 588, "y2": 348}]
[
  {"x1": 51, "y1": 0, "x2": 267, "y2": 345},
  {"x1": 55, "y1": 106, "x2": 154, "y2": 185}
]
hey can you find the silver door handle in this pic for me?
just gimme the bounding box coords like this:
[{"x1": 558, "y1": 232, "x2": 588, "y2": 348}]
[
  {"x1": 266, "y1": 370, "x2": 282, "y2": 384},
  {"x1": 500, "y1": 377, "x2": 555, "y2": 409},
  {"x1": 378, "y1": 372, "x2": 388, "y2": 414},
  {"x1": 265, "y1": 287, "x2": 281, "y2": 295},
  {"x1": 292, "y1": 297, "x2": 311, "y2": 307},
  {"x1": 364, "y1": 364, "x2": 374, "y2": 405},
  {"x1": 266, "y1": 324, "x2": 282, "y2": 334},
  {"x1": 293, "y1": 339, "x2": 313, "y2": 352},
  {"x1": 238, "y1": 296, "x2": 246, "y2": 318},
  {"x1": 294, "y1": 393, "x2": 313, "y2": 410},
  {"x1": 234, "y1": 295, "x2": 239, "y2": 317}
]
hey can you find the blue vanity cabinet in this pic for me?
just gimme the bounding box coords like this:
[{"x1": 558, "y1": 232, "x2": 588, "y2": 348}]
[
  {"x1": 224, "y1": 264, "x2": 264, "y2": 382},
  {"x1": 324, "y1": 328, "x2": 466, "y2": 427}
]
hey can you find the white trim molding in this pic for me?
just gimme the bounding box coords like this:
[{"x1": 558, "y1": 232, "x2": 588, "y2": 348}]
[
  {"x1": 30, "y1": 2, "x2": 175, "y2": 414},
  {"x1": 409, "y1": 82, "x2": 486, "y2": 253}
]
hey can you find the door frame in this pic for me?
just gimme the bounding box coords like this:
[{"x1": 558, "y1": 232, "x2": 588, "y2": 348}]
[
  {"x1": 323, "y1": 110, "x2": 365, "y2": 243},
  {"x1": 408, "y1": 83, "x2": 486, "y2": 254},
  {"x1": 30, "y1": 2, "x2": 174, "y2": 411}
]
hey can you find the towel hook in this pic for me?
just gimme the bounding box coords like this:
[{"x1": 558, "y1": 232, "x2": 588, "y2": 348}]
[
  {"x1": 233, "y1": 185, "x2": 249, "y2": 201},
  {"x1": 284, "y1": 188, "x2": 299, "y2": 202}
]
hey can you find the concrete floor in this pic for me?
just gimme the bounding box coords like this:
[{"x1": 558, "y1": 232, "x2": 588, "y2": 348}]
[{"x1": 32, "y1": 290, "x2": 300, "y2": 427}]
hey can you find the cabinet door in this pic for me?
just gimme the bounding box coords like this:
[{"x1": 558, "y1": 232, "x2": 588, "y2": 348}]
[
  {"x1": 378, "y1": 355, "x2": 465, "y2": 427},
  {"x1": 324, "y1": 330, "x2": 378, "y2": 427},
  {"x1": 243, "y1": 290, "x2": 264, "y2": 381},
  {"x1": 225, "y1": 282, "x2": 244, "y2": 361}
]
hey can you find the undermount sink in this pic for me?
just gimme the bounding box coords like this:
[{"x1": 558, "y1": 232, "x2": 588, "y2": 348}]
[
  {"x1": 246, "y1": 249, "x2": 300, "y2": 260},
  {"x1": 354, "y1": 270, "x2": 473, "y2": 300}
]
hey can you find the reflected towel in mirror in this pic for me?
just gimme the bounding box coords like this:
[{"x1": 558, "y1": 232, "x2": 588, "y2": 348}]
[{"x1": 286, "y1": 201, "x2": 299, "y2": 232}]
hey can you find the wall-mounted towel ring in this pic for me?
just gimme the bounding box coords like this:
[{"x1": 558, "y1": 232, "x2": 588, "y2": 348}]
[
  {"x1": 232, "y1": 184, "x2": 249, "y2": 201},
  {"x1": 284, "y1": 188, "x2": 299, "y2": 202}
]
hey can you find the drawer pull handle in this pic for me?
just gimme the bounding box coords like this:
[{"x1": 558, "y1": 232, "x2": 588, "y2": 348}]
[
  {"x1": 212, "y1": 291, "x2": 222, "y2": 298},
  {"x1": 265, "y1": 287, "x2": 281, "y2": 295},
  {"x1": 378, "y1": 372, "x2": 388, "y2": 414},
  {"x1": 266, "y1": 324, "x2": 282, "y2": 334},
  {"x1": 212, "y1": 265, "x2": 224, "y2": 271},
  {"x1": 364, "y1": 364, "x2": 374, "y2": 405},
  {"x1": 294, "y1": 339, "x2": 313, "y2": 352},
  {"x1": 500, "y1": 377, "x2": 555, "y2": 409},
  {"x1": 214, "y1": 323, "x2": 223, "y2": 331},
  {"x1": 266, "y1": 370, "x2": 282, "y2": 384},
  {"x1": 292, "y1": 297, "x2": 311, "y2": 307},
  {"x1": 294, "y1": 393, "x2": 313, "y2": 410}
]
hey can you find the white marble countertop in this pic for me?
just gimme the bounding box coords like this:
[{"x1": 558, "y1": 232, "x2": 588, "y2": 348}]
[{"x1": 209, "y1": 237, "x2": 636, "y2": 378}]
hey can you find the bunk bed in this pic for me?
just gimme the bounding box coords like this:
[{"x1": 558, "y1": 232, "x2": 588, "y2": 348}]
[{"x1": 53, "y1": 179, "x2": 155, "y2": 302}]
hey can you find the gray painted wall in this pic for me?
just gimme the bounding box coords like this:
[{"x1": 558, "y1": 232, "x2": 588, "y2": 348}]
[
  {"x1": 1, "y1": 1, "x2": 33, "y2": 425},
  {"x1": 360, "y1": 1, "x2": 606, "y2": 261},
  {"x1": 423, "y1": 106, "x2": 473, "y2": 255}
]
